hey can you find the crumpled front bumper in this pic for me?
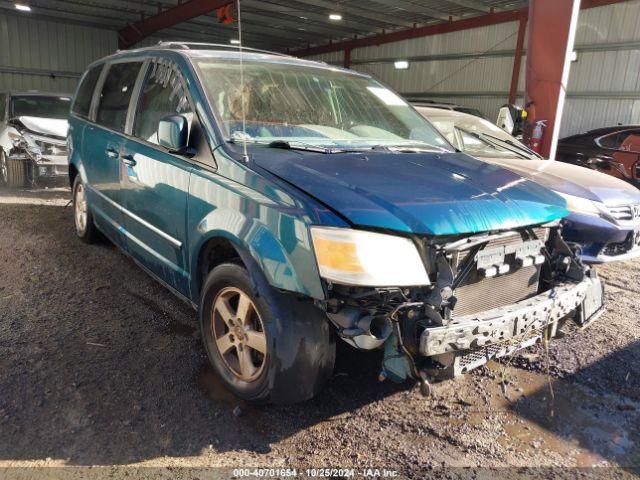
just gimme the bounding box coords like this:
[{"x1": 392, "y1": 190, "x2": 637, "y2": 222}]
[
  {"x1": 9, "y1": 152, "x2": 68, "y2": 178},
  {"x1": 420, "y1": 273, "x2": 604, "y2": 358}
]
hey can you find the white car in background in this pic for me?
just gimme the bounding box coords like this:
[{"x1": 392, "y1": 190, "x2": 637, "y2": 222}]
[
  {"x1": 0, "y1": 92, "x2": 71, "y2": 188},
  {"x1": 415, "y1": 105, "x2": 640, "y2": 264}
]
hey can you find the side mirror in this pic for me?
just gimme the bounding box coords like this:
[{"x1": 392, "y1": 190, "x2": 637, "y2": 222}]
[{"x1": 158, "y1": 115, "x2": 191, "y2": 155}]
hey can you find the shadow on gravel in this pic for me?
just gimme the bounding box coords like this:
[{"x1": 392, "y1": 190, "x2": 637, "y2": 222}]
[
  {"x1": 0, "y1": 198, "x2": 409, "y2": 465},
  {"x1": 509, "y1": 340, "x2": 640, "y2": 469},
  {"x1": 0, "y1": 186, "x2": 69, "y2": 201}
]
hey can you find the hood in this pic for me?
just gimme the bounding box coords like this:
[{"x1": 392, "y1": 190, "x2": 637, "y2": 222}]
[
  {"x1": 253, "y1": 150, "x2": 568, "y2": 236},
  {"x1": 13, "y1": 116, "x2": 68, "y2": 140},
  {"x1": 485, "y1": 157, "x2": 640, "y2": 206}
]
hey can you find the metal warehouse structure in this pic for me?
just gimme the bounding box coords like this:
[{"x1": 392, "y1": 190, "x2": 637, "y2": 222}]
[{"x1": 0, "y1": 0, "x2": 638, "y2": 141}]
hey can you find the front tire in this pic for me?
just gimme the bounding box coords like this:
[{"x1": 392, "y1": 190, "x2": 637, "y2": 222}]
[
  {"x1": 72, "y1": 176, "x2": 99, "y2": 243},
  {"x1": 200, "y1": 262, "x2": 335, "y2": 404}
]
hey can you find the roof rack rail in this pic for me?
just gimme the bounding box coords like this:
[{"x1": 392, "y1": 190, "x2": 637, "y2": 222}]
[{"x1": 155, "y1": 41, "x2": 290, "y2": 57}]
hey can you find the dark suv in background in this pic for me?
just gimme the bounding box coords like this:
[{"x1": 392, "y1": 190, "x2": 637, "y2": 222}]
[{"x1": 557, "y1": 126, "x2": 640, "y2": 188}]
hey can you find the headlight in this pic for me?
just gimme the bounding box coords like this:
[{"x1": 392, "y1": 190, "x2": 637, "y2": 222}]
[
  {"x1": 35, "y1": 139, "x2": 63, "y2": 156},
  {"x1": 310, "y1": 227, "x2": 430, "y2": 287},
  {"x1": 8, "y1": 132, "x2": 27, "y2": 149},
  {"x1": 555, "y1": 192, "x2": 603, "y2": 217}
]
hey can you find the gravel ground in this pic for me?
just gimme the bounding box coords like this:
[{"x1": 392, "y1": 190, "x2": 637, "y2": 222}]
[{"x1": 0, "y1": 187, "x2": 639, "y2": 479}]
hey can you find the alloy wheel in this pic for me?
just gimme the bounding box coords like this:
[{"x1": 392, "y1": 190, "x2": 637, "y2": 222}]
[
  {"x1": 74, "y1": 183, "x2": 88, "y2": 235},
  {"x1": 211, "y1": 286, "x2": 267, "y2": 382}
]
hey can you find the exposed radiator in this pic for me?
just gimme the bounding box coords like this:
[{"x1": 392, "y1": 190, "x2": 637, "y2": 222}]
[{"x1": 450, "y1": 227, "x2": 548, "y2": 318}]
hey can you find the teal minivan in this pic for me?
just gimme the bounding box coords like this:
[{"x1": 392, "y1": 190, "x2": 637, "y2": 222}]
[{"x1": 69, "y1": 43, "x2": 604, "y2": 403}]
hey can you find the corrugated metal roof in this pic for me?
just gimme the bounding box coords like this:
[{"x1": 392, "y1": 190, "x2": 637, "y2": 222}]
[{"x1": 0, "y1": 0, "x2": 527, "y2": 52}]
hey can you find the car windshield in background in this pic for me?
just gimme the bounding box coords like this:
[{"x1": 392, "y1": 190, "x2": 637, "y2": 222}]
[
  {"x1": 194, "y1": 59, "x2": 453, "y2": 152},
  {"x1": 10, "y1": 95, "x2": 71, "y2": 119},
  {"x1": 429, "y1": 114, "x2": 536, "y2": 159}
]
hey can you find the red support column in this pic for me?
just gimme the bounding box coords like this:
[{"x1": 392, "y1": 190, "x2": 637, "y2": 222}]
[
  {"x1": 508, "y1": 11, "x2": 527, "y2": 105},
  {"x1": 344, "y1": 48, "x2": 351, "y2": 69},
  {"x1": 524, "y1": 0, "x2": 581, "y2": 159}
]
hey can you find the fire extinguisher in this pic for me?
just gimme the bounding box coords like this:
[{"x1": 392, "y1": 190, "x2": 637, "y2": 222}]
[{"x1": 530, "y1": 120, "x2": 546, "y2": 154}]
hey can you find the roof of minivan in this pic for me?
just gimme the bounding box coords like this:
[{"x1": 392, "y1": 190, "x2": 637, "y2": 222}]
[
  {"x1": 414, "y1": 105, "x2": 472, "y2": 120},
  {"x1": 92, "y1": 42, "x2": 365, "y2": 77},
  {"x1": 4, "y1": 91, "x2": 72, "y2": 97}
]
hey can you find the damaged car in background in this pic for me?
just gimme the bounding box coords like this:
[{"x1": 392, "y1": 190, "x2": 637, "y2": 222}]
[
  {"x1": 69, "y1": 44, "x2": 605, "y2": 403},
  {"x1": 0, "y1": 92, "x2": 71, "y2": 187},
  {"x1": 416, "y1": 106, "x2": 640, "y2": 264}
]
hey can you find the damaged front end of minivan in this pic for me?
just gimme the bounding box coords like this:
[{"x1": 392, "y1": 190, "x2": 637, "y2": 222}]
[{"x1": 316, "y1": 222, "x2": 604, "y2": 394}]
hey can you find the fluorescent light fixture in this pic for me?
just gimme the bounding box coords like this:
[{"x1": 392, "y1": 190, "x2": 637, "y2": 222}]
[
  {"x1": 230, "y1": 39, "x2": 240, "y2": 45},
  {"x1": 15, "y1": 3, "x2": 31, "y2": 11},
  {"x1": 394, "y1": 60, "x2": 409, "y2": 70},
  {"x1": 329, "y1": 13, "x2": 342, "y2": 20}
]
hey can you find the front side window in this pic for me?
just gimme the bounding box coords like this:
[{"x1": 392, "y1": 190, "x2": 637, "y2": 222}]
[
  {"x1": 96, "y1": 62, "x2": 142, "y2": 132},
  {"x1": 10, "y1": 95, "x2": 71, "y2": 120},
  {"x1": 72, "y1": 65, "x2": 103, "y2": 118},
  {"x1": 194, "y1": 59, "x2": 452, "y2": 151},
  {"x1": 133, "y1": 60, "x2": 192, "y2": 144}
]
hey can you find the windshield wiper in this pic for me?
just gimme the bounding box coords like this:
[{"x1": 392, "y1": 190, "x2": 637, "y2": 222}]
[
  {"x1": 266, "y1": 140, "x2": 336, "y2": 154},
  {"x1": 228, "y1": 136, "x2": 336, "y2": 154},
  {"x1": 458, "y1": 127, "x2": 531, "y2": 159},
  {"x1": 475, "y1": 130, "x2": 538, "y2": 159}
]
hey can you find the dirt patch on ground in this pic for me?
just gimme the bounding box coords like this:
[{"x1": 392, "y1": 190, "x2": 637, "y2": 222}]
[{"x1": 0, "y1": 187, "x2": 638, "y2": 479}]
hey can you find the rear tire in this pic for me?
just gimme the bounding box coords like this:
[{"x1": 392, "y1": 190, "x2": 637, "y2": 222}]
[
  {"x1": 72, "y1": 175, "x2": 99, "y2": 243},
  {"x1": 0, "y1": 150, "x2": 8, "y2": 185},
  {"x1": 5, "y1": 154, "x2": 26, "y2": 188},
  {"x1": 200, "y1": 262, "x2": 335, "y2": 404}
]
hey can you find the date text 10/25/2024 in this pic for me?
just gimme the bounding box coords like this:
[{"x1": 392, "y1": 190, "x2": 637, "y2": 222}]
[{"x1": 232, "y1": 468, "x2": 400, "y2": 477}]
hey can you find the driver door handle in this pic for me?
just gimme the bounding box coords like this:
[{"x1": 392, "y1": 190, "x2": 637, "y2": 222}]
[
  {"x1": 106, "y1": 147, "x2": 119, "y2": 158},
  {"x1": 121, "y1": 154, "x2": 137, "y2": 167}
]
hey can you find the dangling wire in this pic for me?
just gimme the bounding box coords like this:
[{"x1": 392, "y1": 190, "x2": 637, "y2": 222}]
[{"x1": 237, "y1": 0, "x2": 249, "y2": 162}]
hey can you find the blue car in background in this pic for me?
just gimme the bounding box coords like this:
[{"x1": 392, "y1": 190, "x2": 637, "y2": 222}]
[
  {"x1": 418, "y1": 106, "x2": 640, "y2": 264},
  {"x1": 68, "y1": 43, "x2": 604, "y2": 403}
]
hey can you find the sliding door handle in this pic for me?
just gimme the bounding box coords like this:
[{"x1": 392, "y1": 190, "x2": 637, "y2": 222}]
[{"x1": 121, "y1": 154, "x2": 137, "y2": 167}]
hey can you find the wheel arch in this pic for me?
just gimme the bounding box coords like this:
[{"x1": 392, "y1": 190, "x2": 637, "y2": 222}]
[{"x1": 190, "y1": 224, "x2": 325, "y2": 304}]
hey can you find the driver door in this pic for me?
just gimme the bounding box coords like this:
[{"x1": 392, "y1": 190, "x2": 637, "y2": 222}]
[{"x1": 119, "y1": 59, "x2": 194, "y2": 296}]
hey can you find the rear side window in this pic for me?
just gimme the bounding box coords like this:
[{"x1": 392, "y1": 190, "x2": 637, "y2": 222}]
[
  {"x1": 96, "y1": 62, "x2": 142, "y2": 132},
  {"x1": 133, "y1": 60, "x2": 192, "y2": 144},
  {"x1": 72, "y1": 65, "x2": 102, "y2": 118}
]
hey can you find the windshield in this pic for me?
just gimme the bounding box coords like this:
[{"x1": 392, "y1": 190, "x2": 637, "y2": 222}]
[
  {"x1": 428, "y1": 113, "x2": 536, "y2": 159},
  {"x1": 194, "y1": 59, "x2": 453, "y2": 151},
  {"x1": 10, "y1": 95, "x2": 71, "y2": 119}
]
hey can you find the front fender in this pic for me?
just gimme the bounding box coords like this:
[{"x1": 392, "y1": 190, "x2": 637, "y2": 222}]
[{"x1": 187, "y1": 165, "x2": 332, "y2": 302}]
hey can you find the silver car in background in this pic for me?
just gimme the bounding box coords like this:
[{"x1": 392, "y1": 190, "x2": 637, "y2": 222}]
[{"x1": 416, "y1": 105, "x2": 640, "y2": 264}]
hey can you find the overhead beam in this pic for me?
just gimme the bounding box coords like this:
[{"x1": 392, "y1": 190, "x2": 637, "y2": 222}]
[
  {"x1": 292, "y1": 0, "x2": 633, "y2": 57},
  {"x1": 292, "y1": 9, "x2": 523, "y2": 57},
  {"x1": 118, "y1": 0, "x2": 232, "y2": 49}
]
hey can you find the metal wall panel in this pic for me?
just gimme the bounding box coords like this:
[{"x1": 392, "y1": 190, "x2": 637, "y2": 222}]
[
  {"x1": 311, "y1": 2, "x2": 640, "y2": 138},
  {"x1": 308, "y1": 50, "x2": 344, "y2": 65},
  {"x1": 0, "y1": 12, "x2": 117, "y2": 94}
]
